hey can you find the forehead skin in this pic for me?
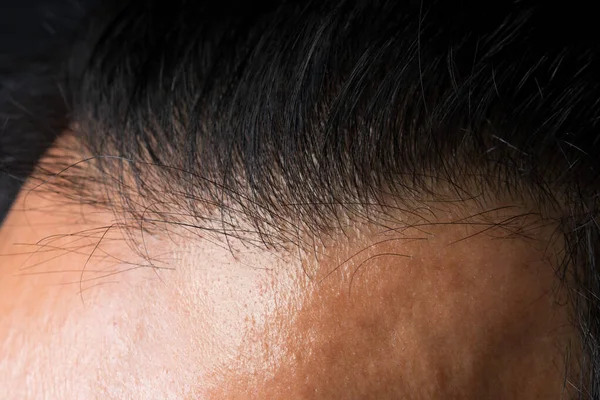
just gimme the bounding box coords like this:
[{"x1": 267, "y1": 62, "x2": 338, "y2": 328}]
[{"x1": 0, "y1": 160, "x2": 575, "y2": 399}]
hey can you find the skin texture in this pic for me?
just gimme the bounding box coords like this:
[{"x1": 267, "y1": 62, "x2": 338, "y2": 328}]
[{"x1": 0, "y1": 155, "x2": 576, "y2": 399}]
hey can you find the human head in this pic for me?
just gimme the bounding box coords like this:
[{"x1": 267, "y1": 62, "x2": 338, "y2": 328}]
[{"x1": 1, "y1": 0, "x2": 599, "y2": 398}]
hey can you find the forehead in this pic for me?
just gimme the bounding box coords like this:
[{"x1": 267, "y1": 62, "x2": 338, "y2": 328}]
[{"x1": 0, "y1": 174, "x2": 574, "y2": 399}]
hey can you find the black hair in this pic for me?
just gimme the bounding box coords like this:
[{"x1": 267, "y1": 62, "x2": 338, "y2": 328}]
[
  {"x1": 2, "y1": 0, "x2": 600, "y2": 397},
  {"x1": 0, "y1": 0, "x2": 92, "y2": 220}
]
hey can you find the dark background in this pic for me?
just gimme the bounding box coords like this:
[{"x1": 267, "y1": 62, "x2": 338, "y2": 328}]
[{"x1": 0, "y1": 0, "x2": 94, "y2": 222}]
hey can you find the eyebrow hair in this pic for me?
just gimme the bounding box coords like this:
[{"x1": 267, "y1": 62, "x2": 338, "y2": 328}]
[{"x1": 2, "y1": 0, "x2": 600, "y2": 396}]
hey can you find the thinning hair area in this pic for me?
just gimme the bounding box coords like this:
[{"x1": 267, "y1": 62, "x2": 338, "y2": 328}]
[{"x1": 4, "y1": 0, "x2": 600, "y2": 398}]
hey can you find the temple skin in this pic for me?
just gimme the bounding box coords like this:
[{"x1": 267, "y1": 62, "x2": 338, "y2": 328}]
[{"x1": 0, "y1": 166, "x2": 576, "y2": 399}]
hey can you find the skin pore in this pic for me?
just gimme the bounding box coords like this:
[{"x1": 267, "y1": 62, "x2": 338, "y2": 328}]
[{"x1": 0, "y1": 145, "x2": 576, "y2": 399}]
